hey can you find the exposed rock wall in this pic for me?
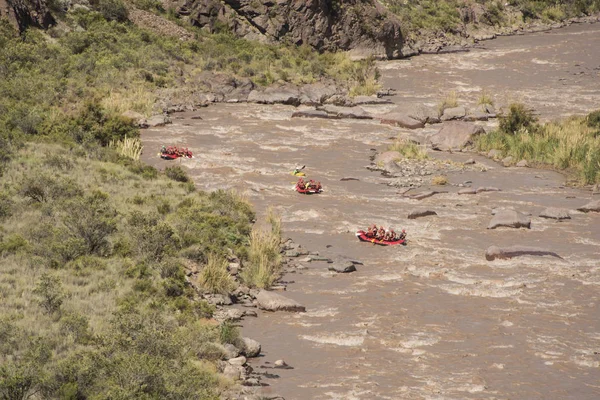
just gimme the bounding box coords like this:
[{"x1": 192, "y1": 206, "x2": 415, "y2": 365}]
[
  {"x1": 175, "y1": 0, "x2": 404, "y2": 59},
  {"x1": 0, "y1": 0, "x2": 54, "y2": 32}
]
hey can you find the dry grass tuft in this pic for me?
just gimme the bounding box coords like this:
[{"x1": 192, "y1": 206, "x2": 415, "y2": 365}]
[
  {"x1": 431, "y1": 175, "x2": 448, "y2": 185},
  {"x1": 241, "y1": 210, "x2": 282, "y2": 289},
  {"x1": 388, "y1": 139, "x2": 428, "y2": 160},
  {"x1": 197, "y1": 254, "x2": 236, "y2": 295},
  {"x1": 110, "y1": 136, "x2": 144, "y2": 160},
  {"x1": 438, "y1": 90, "x2": 459, "y2": 116}
]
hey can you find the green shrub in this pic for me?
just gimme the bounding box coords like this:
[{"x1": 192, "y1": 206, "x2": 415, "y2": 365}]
[
  {"x1": 33, "y1": 273, "x2": 66, "y2": 314},
  {"x1": 94, "y1": 0, "x2": 129, "y2": 22},
  {"x1": 59, "y1": 312, "x2": 93, "y2": 344},
  {"x1": 219, "y1": 321, "x2": 240, "y2": 345},
  {"x1": 0, "y1": 193, "x2": 12, "y2": 221},
  {"x1": 165, "y1": 166, "x2": 191, "y2": 183},
  {"x1": 62, "y1": 191, "x2": 118, "y2": 256},
  {"x1": 498, "y1": 103, "x2": 539, "y2": 135},
  {"x1": 0, "y1": 234, "x2": 30, "y2": 255}
]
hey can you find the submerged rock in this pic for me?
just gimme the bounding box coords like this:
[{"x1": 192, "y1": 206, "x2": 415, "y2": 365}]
[
  {"x1": 379, "y1": 112, "x2": 425, "y2": 129},
  {"x1": 408, "y1": 209, "x2": 438, "y2": 219},
  {"x1": 485, "y1": 245, "x2": 562, "y2": 261}
]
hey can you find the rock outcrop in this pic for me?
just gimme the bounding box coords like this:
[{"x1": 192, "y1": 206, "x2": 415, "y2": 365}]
[
  {"x1": 429, "y1": 121, "x2": 485, "y2": 151},
  {"x1": 0, "y1": 0, "x2": 54, "y2": 32},
  {"x1": 175, "y1": 0, "x2": 404, "y2": 59}
]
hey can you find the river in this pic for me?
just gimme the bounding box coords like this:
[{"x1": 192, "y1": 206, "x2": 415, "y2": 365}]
[{"x1": 141, "y1": 22, "x2": 600, "y2": 400}]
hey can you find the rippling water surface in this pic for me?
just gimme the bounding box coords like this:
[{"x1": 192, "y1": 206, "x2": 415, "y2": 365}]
[{"x1": 142, "y1": 23, "x2": 600, "y2": 400}]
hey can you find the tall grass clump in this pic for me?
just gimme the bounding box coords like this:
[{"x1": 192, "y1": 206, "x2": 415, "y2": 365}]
[
  {"x1": 388, "y1": 139, "x2": 428, "y2": 160},
  {"x1": 477, "y1": 108, "x2": 600, "y2": 184},
  {"x1": 197, "y1": 254, "x2": 235, "y2": 294},
  {"x1": 110, "y1": 136, "x2": 143, "y2": 160},
  {"x1": 477, "y1": 90, "x2": 495, "y2": 106},
  {"x1": 241, "y1": 209, "x2": 282, "y2": 289},
  {"x1": 437, "y1": 90, "x2": 459, "y2": 116}
]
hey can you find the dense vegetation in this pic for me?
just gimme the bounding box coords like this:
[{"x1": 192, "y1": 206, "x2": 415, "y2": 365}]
[
  {"x1": 477, "y1": 105, "x2": 600, "y2": 184},
  {"x1": 383, "y1": 0, "x2": 600, "y2": 36},
  {"x1": 0, "y1": 2, "x2": 309, "y2": 397},
  {"x1": 0, "y1": 141, "x2": 260, "y2": 397}
]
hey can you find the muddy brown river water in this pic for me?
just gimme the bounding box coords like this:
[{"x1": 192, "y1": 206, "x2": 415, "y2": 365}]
[{"x1": 142, "y1": 23, "x2": 600, "y2": 400}]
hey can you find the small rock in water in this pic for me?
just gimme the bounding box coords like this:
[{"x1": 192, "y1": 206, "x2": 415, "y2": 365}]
[
  {"x1": 328, "y1": 261, "x2": 357, "y2": 273},
  {"x1": 274, "y1": 359, "x2": 293, "y2": 369},
  {"x1": 539, "y1": 207, "x2": 571, "y2": 220},
  {"x1": 464, "y1": 159, "x2": 475, "y2": 165},
  {"x1": 516, "y1": 159, "x2": 529, "y2": 167}
]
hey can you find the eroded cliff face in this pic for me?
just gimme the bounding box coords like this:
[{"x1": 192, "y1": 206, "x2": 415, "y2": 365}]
[
  {"x1": 175, "y1": 0, "x2": 405, "y2": 59},
  {"x1": 0, "y1": 0, "x2": 54, "y2": 31}
]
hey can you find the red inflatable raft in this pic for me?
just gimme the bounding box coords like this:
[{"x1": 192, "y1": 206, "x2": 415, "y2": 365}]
[
  {"x1": 296, "y1": 186, "x2": 323, "y2": 194},
  {"x1": 355, "y1": 230, "x2": 406, "y2": 246}
]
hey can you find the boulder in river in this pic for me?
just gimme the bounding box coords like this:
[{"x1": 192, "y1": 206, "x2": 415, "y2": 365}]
[
  {"x1": 328, "y1": 261, "x2": 357, "y2": 273},
  {"x1": 255, "y1": 290, "x2": 306, "y2": 312},
  {"x1": 488, "y1": 209, "x2": 531, "y2": 229},
  {"x1": 318, "y1": 105, "x2": 372, "y2": 119},
  {"x1": 577, "y1": 200, "x2": 600, "y2": 213},
  {"x1": 429, "y1": 121, "x2": 485, "y2": 151},
  {"x1": 239, "y1": 337, "x2": 261, "y2": 358},
  {"x1": 291, "y1": 109, "x2": 332, "y2": 119},
  {"x1": 379, "y1": 112, "x2": 425, "y2": 129},
  {"x1": 485, "y1": 245, "x2": 562, "y2": 261},
  {"x1": 539, "y1": 207, "x2": 571, "y2": 220}
]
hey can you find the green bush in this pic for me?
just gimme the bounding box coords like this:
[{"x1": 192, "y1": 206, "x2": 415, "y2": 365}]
[
  {"x1": 94, "y1": 0, "x2": 129, "y2": 22},
  {"x1": 33, "y1": 273, "x2": 66, "y2": 314},
  {"x1": 165, "y1": 166, "x2": 191, "y2": 183},
  {"x1": 498, "y1": 103, "x2": 539, "y2": 135},
  {"x1": 62, "y1": 191, "x2": 118, "y2": 256}
]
